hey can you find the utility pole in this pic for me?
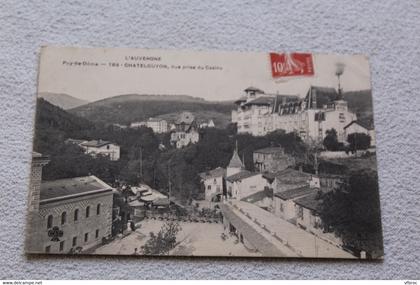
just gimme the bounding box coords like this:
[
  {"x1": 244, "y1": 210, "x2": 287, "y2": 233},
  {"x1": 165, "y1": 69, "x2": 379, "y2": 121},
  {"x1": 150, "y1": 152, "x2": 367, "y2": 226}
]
[
  {"x1": 167, "y1": 162, "x2": 171, "y2": 200},
  {"x1": 139, "y1": 146, "x2": 143, "y2": 181}
]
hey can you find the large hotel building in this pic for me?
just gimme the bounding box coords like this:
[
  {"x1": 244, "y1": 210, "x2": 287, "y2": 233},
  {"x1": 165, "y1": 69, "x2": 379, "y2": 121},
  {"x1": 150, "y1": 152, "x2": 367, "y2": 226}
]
[{"x1": 231, "y1": 86, "x2": 357, "y2": 143}]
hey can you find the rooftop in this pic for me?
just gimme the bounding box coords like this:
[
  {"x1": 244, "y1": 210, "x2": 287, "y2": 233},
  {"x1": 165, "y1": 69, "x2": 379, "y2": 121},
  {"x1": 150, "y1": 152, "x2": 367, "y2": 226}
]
[
  {"x1": 226, "y1": 170, "x2": 259, "y2": 182},
  {"x1": 80, "y1": 139, "x2": 113, "y2": 148},
  {"x1": 32, "y1": 152, "x2": 50, "y2": 164},
  {"x1": 40, "y1": 176, "x2": 112, "y2": 203},
  {"x1": 227, "y1": 148, "x2": 244, "y2": 169},
  {"x1": 273, "y1": 168, "x2": 312, "y2": 183},
  {"x1": 344, "y1": 120, "x2": 372, "y2": 130},
  {"x1": 65, "y1": 138, "x2": 86, "y2": 145},
  {"x1": 244, "y1": 86, "x2": 265, "y2": 93},
  {"x1": 234, "y1": 96, "x2": 247, "y2": 104},
  {"x1": 254, "y1": 146, "x2": 285, "y2": 154},
  {"x1": 243, "y1": 96, "x2": 275, "y2": 106},
  {"x1": 175, "y1": 111, "x2": 195, "y2": 125},
  {"x1": 274, "y1": 185, "x2": 314, "y2": 200},
  {"x1": 294, "y1": 192, "x2": 323, "y2": 213},
  {"x1": 304, "y1": 86, "x2": 340, "y2": 109},
  {"x1": 241, "y1": 188, "x2": 273, "y2": 203},
  {"x1": 199, "y1": 167, "x2": 226, "y2": 180},
  {"x1": 148, "y1": 117, "x2": 166, "y2": 122}
]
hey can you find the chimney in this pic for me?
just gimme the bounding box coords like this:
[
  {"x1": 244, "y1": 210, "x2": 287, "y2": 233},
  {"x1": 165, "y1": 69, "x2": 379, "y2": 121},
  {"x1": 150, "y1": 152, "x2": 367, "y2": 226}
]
[
  {"x1": 28, "y1": 152, "x2": 49, "y2": 213},
  {"x1": 26, "y1": 152, "x2": 49, "y2": 253},
  {"x1": 312, "y1": 90, "x2": 317, "y2": 109}
]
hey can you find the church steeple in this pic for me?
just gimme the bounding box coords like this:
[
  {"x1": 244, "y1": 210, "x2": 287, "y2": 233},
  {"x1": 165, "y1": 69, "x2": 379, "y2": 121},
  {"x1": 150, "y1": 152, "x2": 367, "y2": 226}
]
[{"x1": 227, "y1": 141, "x2": 244, "y2": 176}]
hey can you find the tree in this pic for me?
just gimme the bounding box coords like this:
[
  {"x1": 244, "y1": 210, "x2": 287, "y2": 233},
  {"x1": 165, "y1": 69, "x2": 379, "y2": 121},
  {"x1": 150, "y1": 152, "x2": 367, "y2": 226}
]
[
  {"x1": 141, "y1": 221, "x2": 182, "y2": 255},
  {"x1": 320, "y1": 169, "x2": 383, "y2": 258},
  {"x1": 323, "y1": 128, "x2": 340, "y2": 151},
  {"x1": 347, "y1": 133, "x2": 371, "y2": 152}
]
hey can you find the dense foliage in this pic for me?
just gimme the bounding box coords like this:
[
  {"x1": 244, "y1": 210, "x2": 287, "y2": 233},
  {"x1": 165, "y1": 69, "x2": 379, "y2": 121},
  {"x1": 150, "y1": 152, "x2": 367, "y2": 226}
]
[
  {"x1": 320, "y1": 169, "x2": 383, "y2": 258},
  {"x1": 347, "y1": 133, "x2": 371, "y2": 151},
  {"x1": 141, "y1": 221, "x2": 181, "y2": 255},
  {"x1": 323, "y1": 128, "x2": 340, "y2": 151},
  {"x1": 33, "y1": 99, "x2": 307, "y2": 204}
]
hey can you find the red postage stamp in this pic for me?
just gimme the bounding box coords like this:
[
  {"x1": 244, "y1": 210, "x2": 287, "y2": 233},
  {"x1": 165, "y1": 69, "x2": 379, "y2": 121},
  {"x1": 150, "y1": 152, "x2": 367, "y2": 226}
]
[{"x1": 269, "y1": 52, "x2": 314, "y2": 78}]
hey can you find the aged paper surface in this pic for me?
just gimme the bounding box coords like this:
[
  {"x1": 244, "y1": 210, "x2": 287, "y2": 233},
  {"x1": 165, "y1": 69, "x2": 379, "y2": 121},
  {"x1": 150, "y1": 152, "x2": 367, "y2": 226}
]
[{"x1": 26, "y1": 46, "x2": 382, "y2": 259}]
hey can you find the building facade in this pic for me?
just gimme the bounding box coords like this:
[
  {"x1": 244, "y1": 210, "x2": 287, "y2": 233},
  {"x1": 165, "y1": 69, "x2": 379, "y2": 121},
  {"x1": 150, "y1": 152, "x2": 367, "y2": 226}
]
[
  {"x1": 26, "y1": 153, "x2": 114, "y2": 254},
  {"x1": 253, "y1": 146, "x2": 295, "y2": 173},
  {"x1": 170, "y1": 111, "x2": 199, "y2": 148},
  {"x1": 344, "y1": 120, "x2": 376, "y2": 147},
  {"x1": 80, "y1": 140, "x2": 120, "y2": 161},
  {"x1": 66, "y1": 139, "x2": 120, "y2": 161},
  {"x1": 130, "y1": 121, "x2": 147, "y2": 128},
  {"x1": 146, "y1": 118, "x2": 168, "y2": 133},
  {"x1": 294, "y1": 193, "x2": 323, "y2": 234},
  {"x1": 199, "y1": 167, "x2": 226, "y2": 201},
  {"x1": 232, "y1": 86, "x2": 357, "y2": 143}
]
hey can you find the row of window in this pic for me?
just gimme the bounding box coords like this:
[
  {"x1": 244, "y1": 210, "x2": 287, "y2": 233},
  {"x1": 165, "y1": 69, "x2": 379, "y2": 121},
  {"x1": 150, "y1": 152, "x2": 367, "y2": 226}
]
[
  {"x1": 45, "y1": 229, "x2": 100, "y2": 253},
  {"x1": 46, "y1": 204, "x2": 102, "y2": 229}
]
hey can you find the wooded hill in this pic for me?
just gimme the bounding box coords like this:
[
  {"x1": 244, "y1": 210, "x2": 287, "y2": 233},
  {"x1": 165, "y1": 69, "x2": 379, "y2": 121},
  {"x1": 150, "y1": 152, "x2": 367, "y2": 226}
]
[
  {"x1": 69, "y1": 94, "x2": 235, "y2": 127},
  {"x1": 38, "y1": 92, "x2": 89, "y2": 110}
]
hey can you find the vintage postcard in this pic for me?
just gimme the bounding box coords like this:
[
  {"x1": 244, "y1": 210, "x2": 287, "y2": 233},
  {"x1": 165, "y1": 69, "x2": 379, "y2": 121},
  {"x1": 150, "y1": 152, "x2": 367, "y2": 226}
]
[{"x1": 26, "y1": 46, "x2": 383, "y2": 259}]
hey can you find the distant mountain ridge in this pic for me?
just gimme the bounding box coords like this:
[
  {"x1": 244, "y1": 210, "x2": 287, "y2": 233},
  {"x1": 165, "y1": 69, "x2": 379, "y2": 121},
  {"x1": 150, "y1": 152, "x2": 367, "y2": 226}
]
[
  {"x1": 69, "y1": 94, "x2": 236, "y2": 127},
  {"x1": 88, "y1": 94, "x2": 207, "y2": 105},
  {"x1": 39, "y1": 92, "x2": 89, "y2": 110}
]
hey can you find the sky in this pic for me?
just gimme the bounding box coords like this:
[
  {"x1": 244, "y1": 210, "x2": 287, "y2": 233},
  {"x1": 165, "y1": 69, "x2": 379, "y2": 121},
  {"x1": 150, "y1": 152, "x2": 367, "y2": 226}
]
[{"x1": 38, "y1": 46, "x2": 372, "y2": 102}]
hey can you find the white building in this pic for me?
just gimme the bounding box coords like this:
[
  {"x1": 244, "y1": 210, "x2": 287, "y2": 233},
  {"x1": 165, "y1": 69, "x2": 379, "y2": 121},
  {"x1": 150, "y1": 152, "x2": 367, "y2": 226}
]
[
  {"x1": 170, "y1": 112, "x2": 199, "y2": 148},
  {"x1": 344, "y1": 120, "x2": 376, "y2": 147},
  {"x1": 199, "y1": 119, "x2": 215, "y2": 129},
  {"x1": 226, "y1": 171, "x2": 267, "y2": 200},
  {"x1": 146, "y1": 118, "x2": 168, "y2": 133},
  {"x1": 232, "y1": 86, "x2": 358, "y2": 143},
  {"x1": 225, "y1": 144, "x2": 267, "y2": 200},
  {"x1": 199, "y1": 167, "x2": 226, "y2": 202},
  {"x1": 130, "y1": 121, "x2": 147, "y2": 128},
  {"x1": 66, "y1": 139, "x2": 120, "y2": 161}
]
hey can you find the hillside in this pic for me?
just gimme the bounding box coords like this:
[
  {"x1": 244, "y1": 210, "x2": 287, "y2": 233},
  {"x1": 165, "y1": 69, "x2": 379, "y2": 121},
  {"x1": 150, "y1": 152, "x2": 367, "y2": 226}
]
[
  {"x1": 38, "y1": 92, "x2": 89, "y2": 110},
  {"x1": 343, "y1": 90, "x2": 374, "y2": 129},
  {"x1": 70, "y1": 94, "x2": 236, "y2": 126},
  {"x1": 33, "y1": 98, "x2": 95, "y2": 154}
]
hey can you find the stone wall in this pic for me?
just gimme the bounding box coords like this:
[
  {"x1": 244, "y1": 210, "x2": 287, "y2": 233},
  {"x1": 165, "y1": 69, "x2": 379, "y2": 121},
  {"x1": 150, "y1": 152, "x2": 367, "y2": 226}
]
[{"x1": 27, "y1": 192, "x2": 113, "y2": 254}]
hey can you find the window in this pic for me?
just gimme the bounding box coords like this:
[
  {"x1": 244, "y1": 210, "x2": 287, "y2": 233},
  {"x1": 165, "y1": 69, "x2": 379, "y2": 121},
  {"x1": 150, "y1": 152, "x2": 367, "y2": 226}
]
[
  {"x1": 72, "y1": 237, "x2": 77, "y2": 247},
  {"x1": 61, "y1": 212, "x2": 67, "y2": 225},
  {"x1": 96, "y1": 204, "x2": 101, "y2": 215},
  {"x1": 207, "y1": 185, "x2": 211, "y2": 190},
  {"x1": 74, "y1": 209, "x2": 79, "y2": 221},
  {"x1": 95, "y1": 229, "x2": 99, "y2": 239},
  {"x1": 45, "y1": 246, "x2": 51, "y2": 253},
  {"x1": 59, "y1": 241, "x2": 64, "y2": 252},
  {"x1": 84, "y1": 233, "x2": 89, "y2": 243},
  {"x1": 339, "y1": 113, "x2": 345, "y2": 123},
  {"x1": 106, "y1": 145, "x2": 110, "y2": 150},
  {"x1": 47, "y1": 215, "x2": 53, "y2": 229},
  {"x1": 297, "y1": 206, "x2": 304, "y2": 219},
  {"x1": 85, "y1": 206, "x2": 90, "y2": 218},
  {"x1": 280, "y1": 203, "x2": 284, "y2": 213}
]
